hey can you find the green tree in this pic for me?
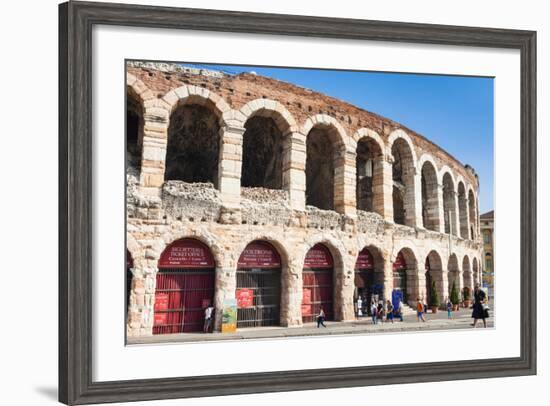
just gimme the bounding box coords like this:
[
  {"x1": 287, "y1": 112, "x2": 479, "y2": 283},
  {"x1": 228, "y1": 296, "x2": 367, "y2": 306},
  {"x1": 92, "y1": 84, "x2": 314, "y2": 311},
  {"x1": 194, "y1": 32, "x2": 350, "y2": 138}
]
[
  {"x1": 429, "y1": 281, "x2": 440, "y2": 308},
  {"x1": 450, "y1": 282, "x2": 460, "y2": 305}
]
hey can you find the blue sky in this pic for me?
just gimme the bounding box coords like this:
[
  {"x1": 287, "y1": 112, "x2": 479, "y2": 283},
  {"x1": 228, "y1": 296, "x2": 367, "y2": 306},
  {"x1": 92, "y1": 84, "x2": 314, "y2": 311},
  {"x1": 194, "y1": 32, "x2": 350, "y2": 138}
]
[{"x1": 182, "y1": 63, "x2": 494, "y2": 214}]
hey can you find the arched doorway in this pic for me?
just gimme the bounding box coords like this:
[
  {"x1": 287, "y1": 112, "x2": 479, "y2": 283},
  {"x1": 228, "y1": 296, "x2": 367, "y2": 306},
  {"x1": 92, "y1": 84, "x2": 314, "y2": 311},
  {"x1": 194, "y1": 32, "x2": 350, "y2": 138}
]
[
  {"x1": 425, "y1": 250, "x2": 444, "y2": 307},
  {"x1": 236, "y1": 241, "x2": 282, "y2": 328},
  {"x1": 473, "y1": 257, "x2": 479, "y2": 285},
  {"x1": 458, "y1": 182, "x2": 468, "y2": 238},
  {"x1": 354, "y1": 247, "x2": 383, "y2": 316},
  {"x1": 126, "y1": 249, "x2": 133, "y2": 310},
  {"x1": 393, "y1": 251, "x2": 408, "y2": 305},
  {"x1": 468, "y1": 189, "x2": 477, "y2": 239},
  {"x1": 153, "y1": 238, "x2": 216, "y2": 334},
  {"x1": 462, "y1": 255, "x2": 472, "y2": 303},
  {"x1": 448, "y1": 254, "x2": 460, "y2": 300},
  {"x1": 127, "y1": 87, "x2": 144, "y2": 172},
  {"x1": 302, "y1": 243, "x2": 334, "y2": 323}
]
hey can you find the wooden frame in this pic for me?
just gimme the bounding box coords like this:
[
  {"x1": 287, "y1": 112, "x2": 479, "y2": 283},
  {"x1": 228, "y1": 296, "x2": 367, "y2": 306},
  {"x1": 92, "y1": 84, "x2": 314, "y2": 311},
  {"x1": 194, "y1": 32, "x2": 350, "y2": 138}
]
[{"x1": 59, "y1": 1, "x2": 537, "y2": 404}]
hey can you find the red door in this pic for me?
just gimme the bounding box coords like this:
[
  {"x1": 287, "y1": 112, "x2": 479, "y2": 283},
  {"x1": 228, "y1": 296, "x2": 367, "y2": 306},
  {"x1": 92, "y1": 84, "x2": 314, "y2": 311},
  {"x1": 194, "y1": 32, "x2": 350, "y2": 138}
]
[
  {"x1": 302, "y1": 244, "x2": 334, "y2": 323},
  {"x1": 153, "y1": 239, "x2": 215, "y2": 334}
]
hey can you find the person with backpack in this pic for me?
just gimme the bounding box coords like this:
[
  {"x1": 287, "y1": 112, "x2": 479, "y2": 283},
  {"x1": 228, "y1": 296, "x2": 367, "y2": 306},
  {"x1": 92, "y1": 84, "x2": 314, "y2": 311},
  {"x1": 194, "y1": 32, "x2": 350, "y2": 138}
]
[
  {"x1": 370, "y1": 300, "x2": 378, "y2": 324},
  {"x1": 317, "y1": 306, "x2": 327, "y2": 328},
  {"x1": 416, "y1": 298, "x2": 426, "y2": 322},
  {"x1": 386, "y1": 300, "x2": 394, "y2": 323},
  {"x1": 446, "y1": 299, "x2": 453, "y2": 319},
  {"x1": 471, "y1": 284, "x2": 488, "y2": 328}
]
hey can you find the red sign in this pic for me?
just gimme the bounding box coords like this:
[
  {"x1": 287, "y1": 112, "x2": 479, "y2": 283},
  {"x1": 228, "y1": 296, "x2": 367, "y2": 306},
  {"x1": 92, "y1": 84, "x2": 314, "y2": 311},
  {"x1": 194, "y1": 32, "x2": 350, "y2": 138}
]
[
  {"x1": 236, "y1": 289, "x2": 254, "y2": 308},
  {"x1": 158, "y1": 239, "x2": 215, "y2": 269},
  {"x1": 302, "y1": 288, "x2": 312, "y2": 304},
  {"x1": 154, "y1": 312, "x2": 168, "y2": 325},
  {"x1": 154, "y1": 293, "x2": 169, "y2": 311},
  {"x1": 393, "y1": 252, "x2": 407, "y2": 271},
  {"x1": 237, "y1": 241, "x2": 281, "y2": 269},
  {"x1": 301, "y1": 304, "x2": 312, "y2": 316},
  {"x1": 355, "y1": 248, "x2": 374, "y2": 270},
  {"x1": 304, "y1": 244, "x2": 334, "y2": 269}
]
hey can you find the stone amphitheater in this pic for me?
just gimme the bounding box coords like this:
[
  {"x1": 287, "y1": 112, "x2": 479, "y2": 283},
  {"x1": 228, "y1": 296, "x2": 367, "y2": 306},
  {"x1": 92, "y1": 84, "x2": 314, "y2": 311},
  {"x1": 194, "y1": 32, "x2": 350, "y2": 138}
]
[{"x1": 125, "y1": 61, "x2": 483, "y2": 338}]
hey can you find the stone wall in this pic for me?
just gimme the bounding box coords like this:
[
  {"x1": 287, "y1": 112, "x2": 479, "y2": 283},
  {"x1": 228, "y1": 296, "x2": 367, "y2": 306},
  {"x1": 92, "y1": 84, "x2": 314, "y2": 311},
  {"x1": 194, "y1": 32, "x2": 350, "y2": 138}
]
[{"x1": 125, "y1": 62, "x2": 484, "y2": 337}]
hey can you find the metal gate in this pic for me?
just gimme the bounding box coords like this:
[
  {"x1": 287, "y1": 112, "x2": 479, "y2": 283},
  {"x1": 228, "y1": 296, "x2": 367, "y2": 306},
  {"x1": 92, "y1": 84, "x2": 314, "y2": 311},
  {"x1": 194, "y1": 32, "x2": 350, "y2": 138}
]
[
  {"x1": 236, "y1": 241, "x2": 281, "y2": 328},
  {"x1": 355, "y1": 247, "x2": 375, "y2": 315},
  {"x1": 302, "y1": 244, "x2": 334, "y2": 323},
  {"x1": 153, "y1": 269, "x2": 215, "y2": 334},
  {"x1": 236, "y1": 268, "x2": 280, "y2": 328},
  {"x1": 392, "y1": 251, "x2": 408, "y2": 303},
  {"x1": 153, "y1": 238, "x2": 216, "y2": 335}
]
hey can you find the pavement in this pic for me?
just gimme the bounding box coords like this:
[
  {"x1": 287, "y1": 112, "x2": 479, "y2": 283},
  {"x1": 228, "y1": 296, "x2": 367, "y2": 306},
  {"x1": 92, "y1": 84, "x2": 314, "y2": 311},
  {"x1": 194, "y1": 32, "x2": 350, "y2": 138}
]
[{"x1": 128, "y1": 307, "x2": 494, "y2": 345}]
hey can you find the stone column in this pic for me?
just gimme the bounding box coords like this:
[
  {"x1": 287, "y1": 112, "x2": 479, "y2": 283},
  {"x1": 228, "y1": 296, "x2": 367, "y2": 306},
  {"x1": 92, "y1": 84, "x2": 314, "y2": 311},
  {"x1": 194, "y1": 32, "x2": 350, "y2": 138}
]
[
  {"x1": 139, "y1": 105, "x2": 170, "y2": 196},
  {"x1": 283, "y1": 132, "x2": 306, "y2": 211},
  {"x1": 371, "y1": 153, "x2": 387, "y2": 218},
  {"x1": 334, "y1": 257, "x2": 355, "y2": 321},
  {"x1": 213, "y1": 267, "x2": 237, "y2": 331},
  {"x1": 127, "y1": 265, "x2": 157, "y2": 337},
  {"x1": 380, "y1": 155, "x2": 394, "y2": 222},
  {"x1": 280, "y1": 260, "x2": 303, "y2": 327},
  {"x1": 334, "y1": 147, "x2": 357, "y2": 216},
  {"x1": 382, "y1": 252, "x2": 395, "y2": 302},
  {"x1": 412, "y1": 168, "x2": 423, "y2": 228},
  {"x1": 452, "y1": 191, "x2": 460, "y2": 237},
  {"x1": 439, "y1": 270, "x2": 450, "y2": 305},
  {"x1": 436, "y1": 183, "x2": 446, "y2": 232},
  {"x1": 218, "y1": 125, "x2": 244, "y2": 206},
  {"x1": 417, "y1": 270, "x2": 427, "y2": 305},
  {"x1": 406, "y1": 268, "x2": 421, "y2": 305}
]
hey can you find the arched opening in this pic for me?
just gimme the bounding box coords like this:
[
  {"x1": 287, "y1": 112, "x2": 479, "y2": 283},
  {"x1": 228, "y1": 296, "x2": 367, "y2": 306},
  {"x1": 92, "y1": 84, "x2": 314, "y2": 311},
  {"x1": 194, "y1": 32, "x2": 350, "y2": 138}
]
[
  {"x1": 241, "y1": 115, "x2": 284, "y2": 189},
  {"x1": 356, "y1": 137, "x2": 383, "y2": 213},
  {"x1": 458, "y1": 182, "x2": 468, "y2": 239},
  {"x1": 421, "y1": 161, "x2": 440, "y2": 231},
  {"x1": 126, "y1": 249, "x2": 134, "y2": 311},
  {"x1": 126, "y1": 87, "x2": 144, "y2": 172},
  {"x1": 165, "y1": 102, "x2": 221, "y2": 187},
  {"x1": 236, "y1": 241, "x2": 282, "y2": 328},
  {"x1": 462, "y1": 255, "x2": 472, "y2": 302},
  {"x1": 305, "y1": 125, "x2": 343, "y2": 211},
  {"x1": 442, "y1": 172, "x2": 458, "y2": 235},
  {"x1": 302, "y1": 243, "x2": 334, "y2": 322},
  {"x1": 391, "y1": 138, "x2": 416, "y2": 226},
  {"x1": 153, "y1": 238, "x2": 216, "y2": 334},
  {"x1": 468, "y1": 189, "x2": 476, "y2": 239},
  {"x1": 393, "y1": 248, "x2": 418, "y2": 307},
  {"x1": 354, "y1": 246, "x2": 384, "y2": 316},
  {"x1": 448, "y1": 253, "x2": 460, "y2": 299},
  {"x1": 425, "y1": 250, "x2": 443, "y2": 307}
]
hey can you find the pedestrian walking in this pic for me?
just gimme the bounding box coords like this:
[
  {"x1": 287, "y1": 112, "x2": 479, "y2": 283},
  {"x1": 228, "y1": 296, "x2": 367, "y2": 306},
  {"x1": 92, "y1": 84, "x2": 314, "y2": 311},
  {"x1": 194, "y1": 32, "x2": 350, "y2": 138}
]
[
  {"x1": 416, "y1": 298, "x2": 426, "y2": 322},
  {"x1": 203, "y1": 305, "x2": 214, "y2": 333},
  {"x1": 317, "y1": 306, "x2": 327, "y2": 328},
  {"x1": 377, "y1": 301, "x2": 385, "y2": 323},
  {"x1": 471, "y1": 284, "x2": 488, "y2": 328},
  {"x1": 370, "y1": 300, "x2": 378, "y2": 324},
  {"x1": 386, "y1": 300, "x2": 394, "y2": 323},
  {"x1": 356, "y1": 296, "x2": 363, "y2": 318},
  {"x1": 396, "y1": 299, "x2": 404, "y2": 322},
  {"x1": 446, "y1": 299, "x2": 453, "y2": 319}
]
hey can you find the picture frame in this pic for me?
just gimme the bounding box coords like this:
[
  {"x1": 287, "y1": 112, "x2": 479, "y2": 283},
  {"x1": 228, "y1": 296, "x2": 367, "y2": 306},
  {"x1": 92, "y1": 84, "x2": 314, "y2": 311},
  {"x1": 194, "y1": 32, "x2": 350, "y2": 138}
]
[{"x1": 58, "y1": 1, "x2": 537, "y2": 404}]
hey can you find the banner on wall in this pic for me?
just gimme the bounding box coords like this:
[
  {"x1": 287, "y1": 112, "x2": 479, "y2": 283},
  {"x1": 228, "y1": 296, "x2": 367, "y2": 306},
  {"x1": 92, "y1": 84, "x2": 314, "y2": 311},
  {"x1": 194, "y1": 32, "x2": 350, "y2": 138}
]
[
  {"x1": 236, "y1": 289, "x2": 254, "y2": 308},
  {"x1": 221, "y1": 298, "x2": 237, "y2": 333}
]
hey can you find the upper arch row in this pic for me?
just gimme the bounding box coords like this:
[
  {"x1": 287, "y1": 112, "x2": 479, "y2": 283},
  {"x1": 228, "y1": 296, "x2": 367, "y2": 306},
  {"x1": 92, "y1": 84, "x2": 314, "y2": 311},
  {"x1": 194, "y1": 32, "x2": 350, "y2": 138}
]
[{"x1": 128, "y1": 75, "x2": 478, "y2": 193}]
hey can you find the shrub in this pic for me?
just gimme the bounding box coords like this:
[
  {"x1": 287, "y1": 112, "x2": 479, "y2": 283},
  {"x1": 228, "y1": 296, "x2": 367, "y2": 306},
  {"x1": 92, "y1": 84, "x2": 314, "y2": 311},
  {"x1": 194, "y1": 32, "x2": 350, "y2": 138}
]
[
  {"x1": 429, "y1": 281, "x2": 440, "y2": 307},
  {"x1": 450, "y1": 282, "x2": 460, "y2": 305}
]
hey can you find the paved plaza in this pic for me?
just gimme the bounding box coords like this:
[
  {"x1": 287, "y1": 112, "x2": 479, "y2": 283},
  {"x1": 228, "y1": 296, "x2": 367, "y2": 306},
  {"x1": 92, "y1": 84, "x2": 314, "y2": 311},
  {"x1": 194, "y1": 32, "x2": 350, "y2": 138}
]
[{"x1": 128, "y1": 307, "x2": 494, "y2": 345}]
